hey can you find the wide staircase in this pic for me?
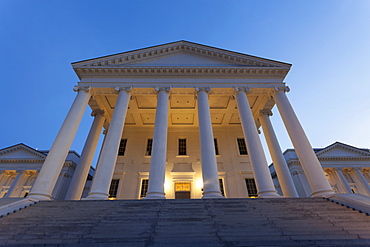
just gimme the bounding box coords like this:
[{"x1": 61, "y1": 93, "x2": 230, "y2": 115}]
[{"x1": 0, "y1": 198, "x2": 370, "y2": 246}]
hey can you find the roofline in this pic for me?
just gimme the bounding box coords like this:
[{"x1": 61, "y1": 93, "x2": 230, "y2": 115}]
[{"x1": 71, "y1": 40, "x2": 292, "y2": 67}]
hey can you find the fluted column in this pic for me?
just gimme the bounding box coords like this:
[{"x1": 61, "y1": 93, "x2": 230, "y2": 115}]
[
  {"x1": 86, "y1": 87, "x2": 131, "y2": 200},
  {"x1": 235, "y1": 88, "x2": 279, "y2": 198},
  {"x1": 6, "y1": 170, "x2": 26, "y2": 198},
  {"x1": 259, "y1": 109, "x2": 298, "y2": 197},
  {"x1": 65, "y1": 109, "x2": 106, "y2": 200},
  {"x1": 28, "y1": 86, "x2": 92, "y2": 200},
  {"x1": 334, "y1": 168, "x2": 352, "y2": 193},
  {"x1": 272, "y1": 87, "x2": 335, "y2": 197},
  {"x1": 352, "y1": 168, "x2": 370, "y2": 196},
  {"x1": 145, "y1": 88, "x2": 170, "y2": 199},
  {"x1": 196, "y1": 87, "x2": 223, "y2": 198}
]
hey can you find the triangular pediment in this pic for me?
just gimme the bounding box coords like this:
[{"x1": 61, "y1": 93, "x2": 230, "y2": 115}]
[
  {"x1": 0, "y1": 143, "x2": 46, "y2": 159},
  {"x1": 72, "y1": 40, "x2": 291, "y2": 69},
  {"x1": 316, "y1": 142, "x2": 370, "y2": 158}
]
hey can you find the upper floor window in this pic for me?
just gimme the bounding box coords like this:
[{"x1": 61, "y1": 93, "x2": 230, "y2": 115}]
[
  {"x1": 145, "y1": 138, "x2": 153, "y2": 156},
  {"x1": 178, "y1": 138, "x2": 187, "y2": 156},
  {"x1": 118, "y1": 139, "x2": 127, "y2": 156},
  {"x1": 237, "y1": 138, "x2": 248, "y2": 155}
]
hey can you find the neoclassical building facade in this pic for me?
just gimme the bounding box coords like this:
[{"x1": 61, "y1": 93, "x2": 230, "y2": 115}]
[
  {"x1": 0, "y1": 143, "x2": 93, "y2": 200},
  {"x1": 271, "y1": 142, "x2": 370, "y2": 197},
  {"x1": 26, "y1": 41, "x2": 336, "y2": 201}
]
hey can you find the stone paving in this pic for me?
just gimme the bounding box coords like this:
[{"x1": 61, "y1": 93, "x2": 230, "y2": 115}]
[{"x1": 0, "y1": 198, "x2": 370, "y2": 246}]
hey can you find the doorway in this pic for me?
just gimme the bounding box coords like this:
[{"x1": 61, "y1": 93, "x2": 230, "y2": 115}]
[{"x1": 175, "y1": 182, "x2": 191, "y2": 199}]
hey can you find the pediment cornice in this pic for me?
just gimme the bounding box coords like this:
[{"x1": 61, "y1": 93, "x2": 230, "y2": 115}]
[
  {"x1": 0, "y1": 144, "x2": 46, "y2": 159},
  {"x1": 72, "y1": 41, "x2": 291, "y2": 79},
  {"x1": 315, "y1": 141, "x2": 370, "y2": 157},
  {"x1": 74, "y1": 66, "x2": 289, "y2": 78}
]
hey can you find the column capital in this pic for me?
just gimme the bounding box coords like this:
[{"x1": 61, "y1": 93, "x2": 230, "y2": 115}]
[
  {"x1": 91, "y1": 109, "x2": 105, "y2": 117},
  {"x1": 334, "y1": 167, "x2": 344, "y2": 171},
  {"x1": 73, "y1": 85, "x2": 91, "y2": 93},
  {"x1": 115, "y1": 86, "x2": 132, "y2": 93},
  {"x1": 272, "y1": 86, "x2": 290, "y2": 94},
  {"x1": 155, "y1": 87, "x2": 171, "y2": 92},
  {"x1": 195, "y1": 87, "x2": 211, "y2": 93},
  {"x1": 259, "y1": 109, "x2": 273, "y2": 117},
  {"x1": 234, "y1": 87, "x2": 250, "y2": 94}
]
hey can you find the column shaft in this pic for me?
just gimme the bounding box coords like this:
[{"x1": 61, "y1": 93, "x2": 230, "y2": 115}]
[
  {"x1": 6, "y1": 171, "x2": 25, "y2": 198},
  {"x1": 65, "y1": 110, "x2": 105, "y2": 200},
  {"x1": 86, "y1": 87, "x2": 131, "y2": 200},
  {"x1": 334, "y1": 168, "x2": 352, "y2": 194},
  {"x1": 235, "y1": 89, "x2": 279, "y2": 198},
  {"x1": 28, "y1": 87, "x2": 91, "y2": 200},
  {"x1": 273, "y1": 88, "x2": 335, "y2": 197},
  {"x1": 197, "y1": 88, "x2": 223, "y2": 198},
  {"x1": 259, "y1": 111, "x2": 298, "y2": 197},
  {"x1": 353, "y1": 168, "x2": 370, "y2": 196},
  {"x1": 145, "y1": 88, "x2": 170, "y2": 199}
]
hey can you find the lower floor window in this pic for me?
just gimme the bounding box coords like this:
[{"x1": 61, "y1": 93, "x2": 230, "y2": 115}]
[
  {"x1": 109, "y1": 179, "x2": 120, "y2": 199},
  {"x1": 219, "y1": 178, "x2": 225, "y2": 196},
  {"x1": 140, "y1": 179, "x2": 149, "y2": 199},
  {"x1": 245, "y1": 178, "x2": 258, "y2": 198}
]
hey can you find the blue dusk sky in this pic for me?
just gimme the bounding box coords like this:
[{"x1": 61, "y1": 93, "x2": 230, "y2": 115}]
[{"x1": 1, "y1": 1, "x2": 370, "y2": 165}]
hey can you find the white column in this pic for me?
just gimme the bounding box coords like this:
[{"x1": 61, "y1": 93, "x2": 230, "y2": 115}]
[
  {"x1": 65, "y1": 109, "x2": 105, "y2": 200},
  {"x1": 334, "y1": 168, "x2": 352, "y2": 194},
  {"x1": 86, "y1": 87, "x2": 131, "y2": 200},
  {"x1": 28, "y1": 86, "x2": 92, "y2": 200},
  {"x1": 235, "y1": 88, "x2": 279, "y2": 198},
  {"x1": 0, "y1": 171, "x2": 7, "y2": 189},
  {"x1": 6, "y1": 170, "x2": 25, "y2": 198},
  {"x1": 353, "y1": 168, "x2": 370, "y2": 196},
  {"x1": 145, "y1": 88, "x2": 170, "y2": 199},
  {"x1": 272, "y1": 87, "x2": 335, "y2": 197},
  {"x1": 196, "y1": 87, "x2": 223, "y2": 198},
  {"x1": 259, "y1": 109, "x2": 298, "y2": 197}
]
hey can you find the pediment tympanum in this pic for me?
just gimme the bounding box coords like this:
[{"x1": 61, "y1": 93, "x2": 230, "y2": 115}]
[{"x1": 72, "y1": 40, "x2": 291, "y2": 79}]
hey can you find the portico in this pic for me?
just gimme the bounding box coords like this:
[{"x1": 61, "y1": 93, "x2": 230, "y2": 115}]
[{"x1": 27, "y1": 41, "x2": 335, "y2": 201}]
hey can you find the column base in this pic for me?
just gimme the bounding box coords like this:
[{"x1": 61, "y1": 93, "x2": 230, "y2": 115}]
[
  {"x1": 202, "y1": 190, "x2": 224, "y2": 199},
  {"x1": 310, "y1": 189, "x2": 336, "y2": 198},
  {"x1": 258, "y1": 190, "x2": 281, "y2": 198},
  {"x1": 27, "y1": 193, "x2": 52, "y2": 201},
  {"x1": 84, "y1": 192, "x2": 109, "y2": 200},
  {"x1": 144, "y1": 192, "x2": 166, "y2": 199}
]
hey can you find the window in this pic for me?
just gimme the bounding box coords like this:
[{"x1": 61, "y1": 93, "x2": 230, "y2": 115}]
[
  {"x1": 145, "y1": 139, "x2": 153, "y2": 156},
  {"x1": 178, "y1": 138, "x2": 187, "y2": 155},
  {"x1": 219, "y1": 178, "x2": 225, "y2": 196},
  {"x1": 118, "y1": 139, "x2": 127, "y2": 156},
  {"x1": 245, "y1": 178, "x2": 258, "y2": 198},
  {"x1": 140, "y1": 179, "x2": 149, "y2": 199},
  {"x1": 109, "y1": 179, "x2": 120, "y2": 199},
  {"x1": 237, "y1": 138, "x2": 248, "y2": 155},
  {"x1": 214, "y1": 138, "x2": 219, "y2": 155}
]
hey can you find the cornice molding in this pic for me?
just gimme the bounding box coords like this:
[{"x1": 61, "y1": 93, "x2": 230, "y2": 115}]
[
  {"x1": 0, "y1": 159, "x2": 45, "y2": 163},
  {"x1": 74, "y1": 66, "x2": 289, "y2": 77}
]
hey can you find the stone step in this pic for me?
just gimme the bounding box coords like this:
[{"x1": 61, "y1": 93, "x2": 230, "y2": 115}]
[{"x1": 0, "y1": 198, "x2": 369, "y2": 246}]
